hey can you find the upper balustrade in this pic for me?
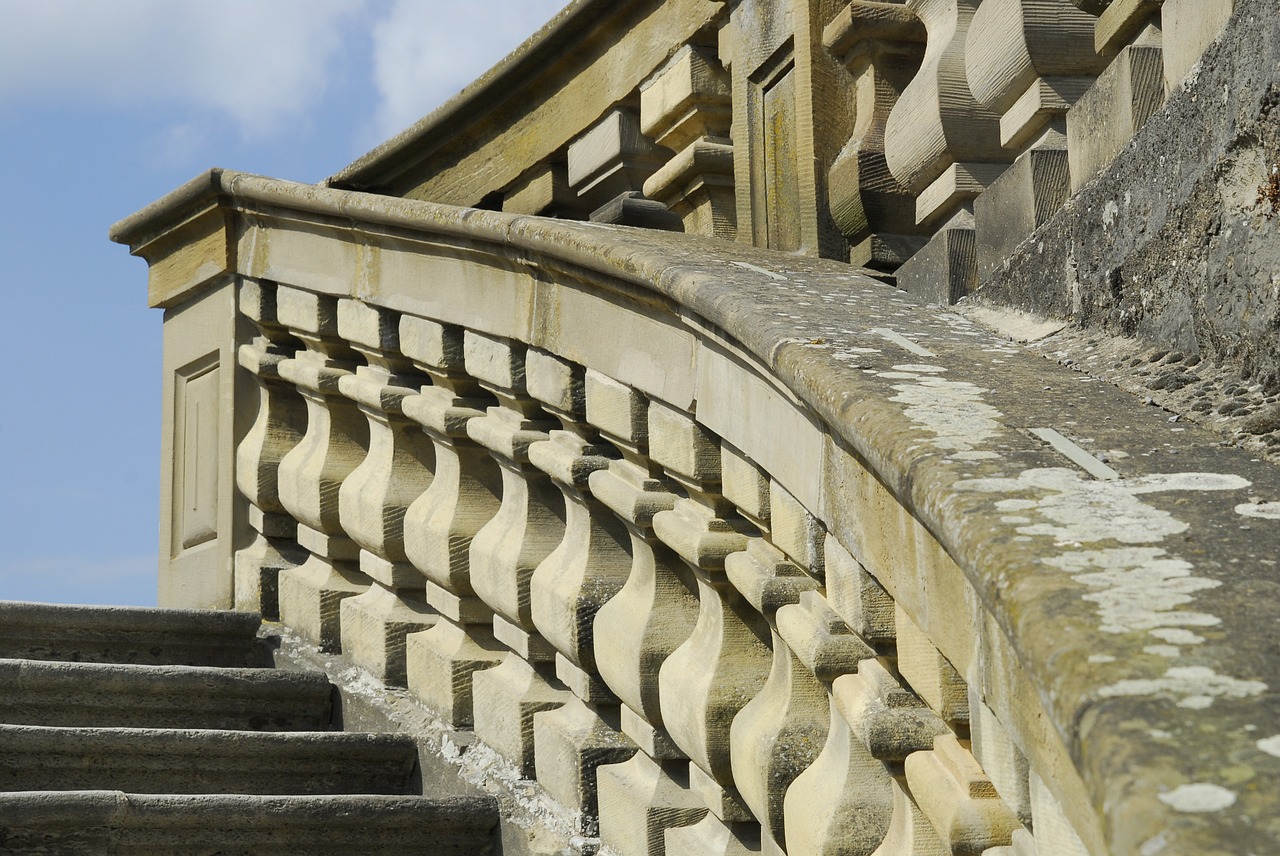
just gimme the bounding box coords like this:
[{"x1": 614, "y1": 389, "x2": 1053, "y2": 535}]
[{"x1": 112, "y1": 168, "x2": 1280, "y2": 855}]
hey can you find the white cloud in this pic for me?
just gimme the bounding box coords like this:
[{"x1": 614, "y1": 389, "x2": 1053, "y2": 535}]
[
  {"x1": 0, "y1": 0, "x2": 368, "y2": 138},
  {"x1": 367, "y1": 0, "x2": 569, "y2": 141}
]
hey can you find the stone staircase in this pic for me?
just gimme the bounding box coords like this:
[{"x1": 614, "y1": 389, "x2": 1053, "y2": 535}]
[{"x1": 0, "y1": 600, "x2": 498, "y2": 855}]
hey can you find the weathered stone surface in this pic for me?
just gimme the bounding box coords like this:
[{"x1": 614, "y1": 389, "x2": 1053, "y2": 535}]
[{"x1": 115, "y1": 163, "x2": 1280, "y2": 854}]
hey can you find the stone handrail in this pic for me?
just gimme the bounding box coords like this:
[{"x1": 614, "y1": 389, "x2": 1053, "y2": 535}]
[{"x1": 112, "y1": 169, "x2": 1280, "y2": 855}]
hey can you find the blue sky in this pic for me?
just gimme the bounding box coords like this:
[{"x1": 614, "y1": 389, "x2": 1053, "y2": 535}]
[{"x1": 0, "y1": 0, "x2": 567, "y2": 606}]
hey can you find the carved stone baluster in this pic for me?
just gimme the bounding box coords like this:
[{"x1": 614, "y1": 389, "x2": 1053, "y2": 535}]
[
  {"x1": 591, "y1": 371, "x2": 707, "y2": 856},
  {"x1": 726, "y1": 557, "x2": 828, "y2": 855},
  {"x1": 641, "y1": 44, "x2": 737, "y2": 239},
  {"x1": 567, "y1": 108, "x2": 683, "y2": 229},
  {"x1": 464, "y1": 332, "x2": 570, "y2": 776},
  {"x1": 906, "y1": 734, "x2": 1020, "y2": 852},
  {"x1": 333, "y1": 299, "x2": 438, "y2": 685},
  {"x1": 398, "y1": 315, "x2": 504, "y2": 727},
  {"x1": 1066, "y1": 0, "x2": 1165, "y2": 191},
  {"x1": 966, "y1": 0, "x2": 1108, "y2": 284},
  {"x1": 521, "y1": 349, "x2": 637, "y2": 825},
  {"x1": 883, "y1": 0, "x2": 1012, "y2": 304},
  {"x1": 823, "y1": 1, "x2": 929, "y2": 271},
  {"x1": 651, "y1": 402, "x2": 767, "y2": 848},
  {"x1": 274, "y1": 287, "x2": 369, "y2": 651},
  {"x1": 234, "y1": 280, "x2": 306, "y2": 618},
  {"x1": 784, "y1": 657, "x2": 950, "y2": 855}
]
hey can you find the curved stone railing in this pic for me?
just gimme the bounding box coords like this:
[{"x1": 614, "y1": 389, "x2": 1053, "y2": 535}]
[{"x1": 112, "y1": 169, "x2": 1280, "y2": 855}]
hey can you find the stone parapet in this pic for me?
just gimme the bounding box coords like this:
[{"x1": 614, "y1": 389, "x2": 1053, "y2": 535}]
[{"x1": 112, "y1": 171, "x2": 1280, "y2": 854}]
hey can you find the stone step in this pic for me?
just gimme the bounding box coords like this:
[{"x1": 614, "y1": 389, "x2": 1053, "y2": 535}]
[
  {"x1": 0, "y1": 724, "x2": 418, "y2": 795},
  {"x1": 0, "y1": 659, "x2": 334, "y2": 731},
  {"x1": 0, "y1": 791, "x2": 498, "y2": 855},
  {"x1": 0, "y1": 600, "x2": 267, "y2": 667}
]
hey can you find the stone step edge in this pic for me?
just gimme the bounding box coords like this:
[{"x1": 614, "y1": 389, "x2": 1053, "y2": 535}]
[
  {"x1": 0, "y1": 790, "x2": 498, "y2": 830},
  {"x1": 265, "y1": 622, "x2": 600, "y2": 855}
]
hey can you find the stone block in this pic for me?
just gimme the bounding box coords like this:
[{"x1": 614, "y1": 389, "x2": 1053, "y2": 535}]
[
  {"x1": 823, "y1": 534, "x2": 895, "y2": 646},
  {"x1": 1029, "y1": 771, "x2": 1091, "y2": 856},
  {"x1": 904, "y1": 734, "x2": 1019, "y2": 853},
  {"x1": 567, "y1": 109, "x2": 669, "y2": 207},
  {"x1": 767, "y1": 481, "x2": 823, "y2": 577},
  {"x1": 1161, "y1": 0, "x2": 1234, "y2": 92},
  {"x1": 598, "y1": 752, "x2": 707, "y2": 856},
  {"x1": 462, "y1": 331, "x2": 524, "y2": 393},
  {"x1": 526, "y1": 348, "x2": 584, "y2": 418},
  {"x1": 974, "y1": 143, "x2": 1070, "y2": 282},
  {"x1": 640, "y1": 45, "x2": 731, "y2": 152},
  {"x1": 1066, "y1": 41, "x2": 1165, "y2": 192},
  {"x1": 277, "y1": 555, "x2": 367, "y2": 652},
  {"x1": 338, "y1": 583, "x2": 437, "y2": 686},
  {"x1": 894, "y1": 211, "x2": 977, "y2": 305},
  {"x1": 503, "y1": 162, "x2": 585, "y2": 217},
  {"x1": 398, "y1": 315, "x2": 465, "y2": 373},
  {"x1": 405, "y1": 619, "x2": 505, "y2": 727},
  {"x1": 589, "y1": 191, "x2": 684, "y2": 230},
  {"x1": 275, "y1": 286, "x2": 338, "y2": 337},
  {"x1": 337, "y1": 299, "x2": 398, "y2": 353},
  {"x1": 586, "y1": 369, "x2": 648, "y2": 450},
  {"x1": 471, "y1": 654, "x2": 570, "y2": 778},
  {"x1": 534, "y1": 698, "x2": 637, "y2": 825},
  {"x1": 648, "y1": 400, "x2": 720, "y2": 486},
  {"x1": 720, "y1": 444, "x2": 769, "y2": 529},
  {"x1": 895, "y1": 605, "x2": 969, "y2": 725},
  {"x1": 970, "y1": 691, "x2": 1032, "y2": 826}
]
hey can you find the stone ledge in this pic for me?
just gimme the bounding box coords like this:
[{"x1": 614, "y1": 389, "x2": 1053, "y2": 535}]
[{"x1": 114, "y1": 170, "x2": 1280, "y2": 853}]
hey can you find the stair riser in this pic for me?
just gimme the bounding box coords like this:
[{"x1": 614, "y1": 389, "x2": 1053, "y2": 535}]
[{"x1": 0, "y1": 728, "x2": 418, "y2": 796}]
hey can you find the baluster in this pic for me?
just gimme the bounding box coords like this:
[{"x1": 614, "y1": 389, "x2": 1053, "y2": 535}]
[
  {"x1": 906, "y1": 734, "x2": 1020, "y2": 852},
  {"x1": 883, "y1": 0, "x2": 1012, "y2": 304},
  {"x1": 333, "y1": 299, "x2": 438, "y2": 685},
  {"x1": 966, "y1": 0, "x2": 1107, "y2": 285},
  {"x1": 824, "y1": 1, "x2": 929, "y2": 270},
  {"x1": 398, "y1": 315, "x2": 504, "y2": 727},
  {"x1": 464, "y1": 332, "x2": 570, "y2": 776},
  {"x1": 727, "y1": 562, "x2": 829, "y2": 854},
  {"x1": 784, "y1": 658, "x2": 950, "y2": 855},
  {"x1": 274, "y1": 287, "x2": 369, "y2": 651},
  {"x1": 640, "y1": 44, "x2": 737, "y2": 238},
  {"x1": 1065, "y1": 0, "x2": 1165, "y2": 191},
  {"x1": 522, "y1": 349, "x2": 637, "y2": 825},
  {"x1": 590, "y1": 370, "x2": 707, "y2": 856},
  {"x1": 567, "y1": 108, "x2": 682, "y2": 229},
  {"x1": 651, "y1": 402, "x2": 768, "y2": 846},
  {"x1": 234, "y1": 279, "x2": 307, "y2": 617}
]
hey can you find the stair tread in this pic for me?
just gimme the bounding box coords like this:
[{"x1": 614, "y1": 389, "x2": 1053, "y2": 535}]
[
  {"x1": 0, "y1": 600, "x2": 265, "y2": 667},
  {"x1": 0, "y1": 790, "x2": 497, "y2": 855},
  {"x1": 0, "y1": 658, "x2": 333, "y2": 730},
  {"x1": 0, "y1": 724, "x2": 419, "y2": 795}
]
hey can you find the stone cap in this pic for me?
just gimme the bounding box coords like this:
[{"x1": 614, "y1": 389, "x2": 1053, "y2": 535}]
[{"x1": 111, "y1": 169, "x2": 1280, "y2": 852}]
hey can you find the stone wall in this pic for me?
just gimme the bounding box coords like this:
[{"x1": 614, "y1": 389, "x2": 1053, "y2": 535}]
[{"x1": 977, "y1": 0, "x2": 1280, "y2": 390}]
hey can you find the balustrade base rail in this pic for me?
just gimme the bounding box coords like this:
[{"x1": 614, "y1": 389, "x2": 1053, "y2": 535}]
[{"x1": 112, "y1": 169, "x2": 1280, "y2": 856}]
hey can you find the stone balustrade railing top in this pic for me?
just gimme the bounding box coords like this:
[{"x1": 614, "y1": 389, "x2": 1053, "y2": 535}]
[{"x1": 112, "y1": 168, "x2": 1280, "y2": 855}]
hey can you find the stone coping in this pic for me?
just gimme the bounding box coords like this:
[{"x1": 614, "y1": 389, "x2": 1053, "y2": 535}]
[{"x1": 113, "y1": 170, "x2": 1280, "y2": 853}]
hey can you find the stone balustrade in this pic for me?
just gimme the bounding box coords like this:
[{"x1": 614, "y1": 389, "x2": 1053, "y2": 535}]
[{"x1": 112, "y1": 169, "x2": 1280, "y2": 855}]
